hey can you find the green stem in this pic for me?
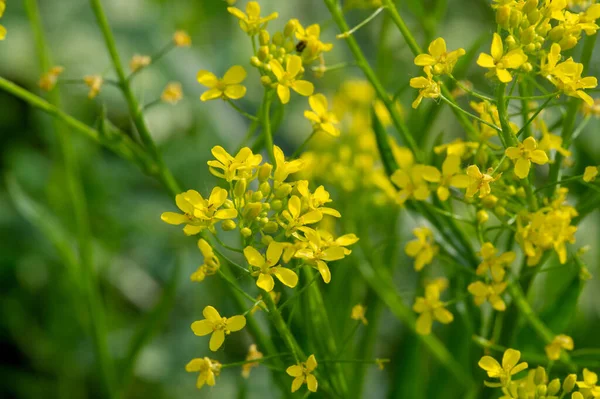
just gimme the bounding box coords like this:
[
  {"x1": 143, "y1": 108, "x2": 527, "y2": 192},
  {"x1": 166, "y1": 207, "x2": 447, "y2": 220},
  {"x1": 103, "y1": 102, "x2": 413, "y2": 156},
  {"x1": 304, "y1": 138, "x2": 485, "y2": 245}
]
[
  {"x1": 263, "y1": 289, "x2": 304, "y2": 362},
  {"x1": 89, "y1": 0, "x2": 180, "y2": 197},
  {"x1": 227, "y1": 99, "x2": 259, "y2": 122},
  {"x1": 336, "y1": 6, "x2": 386, "y2": 39},
  {"x1": 291, "y1": 131, "x2": 316, "y2": 159},
  {"x1": 516, "y1": 95, "x2": 555, "y2": 138},
  {"x1": 440, "y1": 95, "x2": 502, "y2": 133},
  {"x1": 262, "y1": 89, "x2": 276, "y2": 164},
  {"x1": 496, "y1": 83, "x2": 518, "y2": 148},
  {"x1": 322, "y1": 0, "x2": 422, "y2": 161},
  {"x1": 24, "y1": 2, "x2": 117, "y2": 397}
]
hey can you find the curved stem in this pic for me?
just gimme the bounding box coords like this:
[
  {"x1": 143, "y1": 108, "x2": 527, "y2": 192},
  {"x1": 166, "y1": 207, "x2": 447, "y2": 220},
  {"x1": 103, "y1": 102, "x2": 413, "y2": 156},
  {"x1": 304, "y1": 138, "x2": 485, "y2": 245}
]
[{"x1": 262, "y1": 89, "x2": 276, "y2": 164}]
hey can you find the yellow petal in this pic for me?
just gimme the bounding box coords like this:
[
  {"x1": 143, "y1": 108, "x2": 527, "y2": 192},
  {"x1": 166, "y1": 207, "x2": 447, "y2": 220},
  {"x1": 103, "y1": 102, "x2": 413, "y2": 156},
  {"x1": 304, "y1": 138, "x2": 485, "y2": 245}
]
[
  {"x1": 223, "y1": 65, "x2": 247, "y2": 84},
  {"x1": 292, "y1": 80, "x2": 314, "y2": 97},
  {"x1": 502, "y1": 348, "x2": 521, "y2": 370},
  {"x1": 321, "y1": 246, "x2": 346, "y2": 261},
  {"x1": 191, "y1": 320, "x2": 214, "y2": 336},
  {"x1": 277, "y1": 84, "x2": 291, "y2": 104},
  {"x1": 503, "y1": 49, "x2": 527, "y2": 69},
  {"x1": 291, "y1": 376, "x2": 304, "y2": 392},
  {"x1": 286, "y1": 55, "x2": 303, "y2": 77},
  {"x1": 185, "y1": 358, "x2": 204, "y2": 372},
  {"x1": 442, "y1": 155, "x2": 461, "y2": 176},
  {"x1": 306, "y1": 374, "x2": 318, "y2": 392},
  {"x1": 244, "y1": 246, "x2": 265, "y2": 267},
  {"x1": 274, "y1": 267, "x2": 299, "y2": 288},
  {"x1": 530, "y1": 150, "x2": 548, "y2": 165},
  {"x1": 197, "y1": 70, "x2": 218, "y2": 87},
  {"x1": 514, "y1": 157, "x2": 531, "y2": 179},
  {"x1": 302, "y1": 210, "x2": 323, "y2": 224},
  {"x1": 414, "y1": 54, "x2": 436, "y2": 66},
  {"x1": 421, "y1": 166, "x2": 442, "y2": 182},
  {"x1": 224, "y1": 84, "x2": 247, "y2": 100},
  {"x1": 257, "y1": 273, "x2": 275, "y2": 292},
  {"x1": 477, "y1": 53, "x2": 496, "y2": 68},
  {"x1": 203, "y1": 305, "x2": 221, "y2": 321},
  {"x1": 450, "y1": 174, "x2": 470, "y2": 188},
  {"x1": 226, "y1": 315, "x2": 246, "y2": 331},
  {"x1": 201, "y1": 88, "x2": 223, "y2": 101},
  {"x1": 306, "y1": 354, "x2": 318, "y2": 371},
  {"x1": 429, "y1": 37, "x2": 447, "y2": 58},
  {"x1": 309, "y1": 93, "x2": 328, "y2": 115},
  {"x1": 286, "y1": 365, "x2": 303, "y2": 377},
  {"x1": 416, "y1": 312, "x2": 432, "y2": 335},
  {"x1": 496, "y1": 68, "x2": 513, "y2": 83},
  {"x1": 246, "y1": 1, "x2": 260, "y2": 18},
  {"x1": 478, "y1": 356, "x2": 502, "y2": 374},
  {"x1": 491, "y1": 33, "x2": 503, "y2": 61},
  {"x1": 288, "y1": 195, "x2": 301, "y2": 218},
  {"x1": 183, "y1": 225, "x2": 203, "y2": 236},
  {"x1": 316, "y1": 260, "x2": 331, "y2": 283},
  {"x1": 214, "y1": 208, "x2": 238, "y2": 219},
  {"x1": 434, "y1": 307, "x2": 454, "y2": 324},
  {"x1": 161, "y1": 212, "x2": 188, "y2": 225},
  {"x1": 209, "y1": 330, "x2": 225, "y2": 351},
  {"x1": 505, "y1": 146, "x2": 520, "y2": 159}
]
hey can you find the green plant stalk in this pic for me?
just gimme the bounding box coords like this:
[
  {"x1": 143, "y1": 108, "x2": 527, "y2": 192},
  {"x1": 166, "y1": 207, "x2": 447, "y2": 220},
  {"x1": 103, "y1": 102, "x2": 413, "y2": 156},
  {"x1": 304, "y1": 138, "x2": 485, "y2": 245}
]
[
  {"x1": 495, "y1": 84, "x2": 518, "y2": 148},
  {"x1": 24, "y1": 1, "x2": 116, "y2": 397},
  {"x1": 507, "y1": 282, "x2": 576, "y2": 371},
  {"x1": 261, "y1": 89, "x2": 276, "y2": 164},
  {"x1": 322, "y1": 0, "x2": 422, "y2": 162},
  {"x1": 380, "y1": 0, "x2": 479, "y2": 140},
  {"x1": 88, "y1": 0, "x2": 180, "y2": 197},
  {"x1": 262, "y1": 288, "x2": 304, "y2": 362}
]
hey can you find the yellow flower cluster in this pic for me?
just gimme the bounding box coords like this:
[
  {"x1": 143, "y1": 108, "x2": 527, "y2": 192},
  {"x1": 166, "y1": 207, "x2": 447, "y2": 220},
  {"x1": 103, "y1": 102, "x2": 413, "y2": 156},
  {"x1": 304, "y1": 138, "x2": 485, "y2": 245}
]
[
  {"x1": 413, "y1": 280, "x2": 454, "y2": 335},
  {"x1": 405, "y1": 227, "x2": 438, "y2": 271},
  {"x1": 517, "y1": 188, "x2": 578, "y2": 265},
  {"x1": 0, "y1": 1, "x2": 6, "y2": 41}
]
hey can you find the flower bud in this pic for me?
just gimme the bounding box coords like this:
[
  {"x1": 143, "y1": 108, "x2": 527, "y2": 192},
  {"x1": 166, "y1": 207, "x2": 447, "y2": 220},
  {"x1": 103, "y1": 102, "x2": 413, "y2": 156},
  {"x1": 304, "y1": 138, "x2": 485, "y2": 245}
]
[
  {"x1": 523, "y1": 0, "x2": 538, "y2": 13},
  {"x1": 505, "y1": 35, "x2": 517, "y2": 48},
  {"x1": 259, "y1": 217, "x2": 269, "y2": 225},
  {"x1": 271, "y1": 199, "x2": 282, "y2": 211},
  {"x1": 520, "y1": 27, "x2": 535, "y2": 45},
  {"x1": 244, "y1": 203, "x2": 263, "y2": 220},
  {"x1": 495, "y1": 206, "x2": 507, "y2": 217},
  {"x1": 252, "y1": 191, "x2": 264, "y2": 201},
  {"x1": 525, "y1": 43, "x2": 536, "y2": 53},
  {"x1": 284, "y1": 19, "x2": 298, "y2": 37},
  {"x1": 259, "y1": 30, "x2": 270, "y2": 46},
  {"x1": 516, "y1": 187, "x2": 526, "y2": 198},
  {"x1": 536, "y1": 384, "x2": 547, "y2": 397},
  {"x1": 559, "y1": 35, "x2": 578, "y2": 51},
  {"x1": 224, "y1": 199, "x2": 234, "y2": 209},
  {"x1": 258, "y1": 163, "x2": 273, "y2": 182},
  {"x1": 262, "y1": 202, "x2": 271, "y2": 211},
  {"x1": 275, "y1": 183, "x2": 292, "y2": 198},
  {"x1": 548, "y1": 379, "x2": 561, "y2": 395},
  {"x1": 496, "y1": 6, "x2": 511, "y2": 26},
  {"x1": 272, "y1": 31, "x2": 284, "y2": 46},
  {"x1": 509, "y1": 9, "x2": 522, "y2": 28},
  {"x1": 263, "y1": 221, "x2": 279, "y2": 234},
  {"x1": 258, "y1": 46, "x2": 270, "y2": 61},
  {"x1": 260, "y1": 75, "x2": 273, "y2": 86},
  {"x1": 221, "y1": 220, "x2": 237, "y2": 231},
  {"x1": 260, "y1": 182, "x2": 271, "y2": 196},
  {"x1": 234, "y1": 179, "x2": 247, "y2": 198},
  {"x1": 522, "y1": 62, "x2": 533, "y2": 73},
  {"x1": 548, "y1": 26, "x2": 565, "y2": 42},
  {"x1": 477, "y1": 210, "x2": 489, "y2": 224},
  {"x1": 534, "y1": 366, "x2": 547, "y2": 385},
  {"x1": 241, "y1": 227, "x2": 252, "y2": 237},
  {"x1": 506, "y1": 186, "x2": 517, "y2": 195},
  {"x1": 562, "y1": 374, "x2": 576, "y2": 393},
  {"x1": 527, "y1": 9, "x2": 541, "y2": 25},
  {"x1": 250, "y1": 56, "x2": 262, "y2": 68},
  {"x1": 261, "y1": 234, "x2": 274, "y2": 245},
  {"x1": 482, "y1": 195, "x2": 498, "y2": 208}
]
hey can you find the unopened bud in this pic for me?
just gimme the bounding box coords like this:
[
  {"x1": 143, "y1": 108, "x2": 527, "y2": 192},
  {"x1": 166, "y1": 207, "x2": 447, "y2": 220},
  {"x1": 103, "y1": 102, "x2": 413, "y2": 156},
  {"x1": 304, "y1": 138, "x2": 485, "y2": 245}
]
[
  {"x1": 523, "y1": 0, "x2": 538, "y2": 13},
  {"x1": 258, "y1": 163, "x2": 272, "y2": 182},
  {"x1": 548, "y1": 379, "x2": 561, "y2": 395},
  {"x1": 234, "y1": 179, "x2": 247, "y2": 198},
  {"x1": 495, "y1": 206, "x2": 507, "y2": 217},
  {"x1": 260, "y1": 182, "x2": 271, "y2": 196},
  {"x1": 275, "y1": 183, "x2": 292, "y2": 198},
  {"x1": 536, "y1": 385, "x2": 547, "y2": 397},
  {"x1": 221, "y1": 220, "x2": 237, "y2": 231},
  {"x1": 534, "y1": 366, "x2": 546, "y2": 385},
  {"x1": 259, "y1": 30, "x2": 270, "y2": 46},
  {"x1": 258, "y1": 46, "x2": 269, "y2": 61},
  {"x1": 563, "y1": 374, "x2": 576, "y2": 393},
  {"x1": 241, "y1": 227, "x2": 252, "y2": 237},
  {"x1": 477, "y1": 210, "x2": 489, "y2": 224},
  {"x1": 284, "y1": 19, "x2": 298, "y2": 37},
  {"x1": 250, "y1": 56, "x2": 262, "y2": 67},
  {"x1": 244, "y1": 203, "x2": 263, "y2": 220},
  {"x1": 496, "y1": 6, "x2": 511, "y2": 26},
  {"x1": 272, "y1": 31, "x2": 284, "y2": 46},
  {"x1": 252, "y1": 191, "x2": 264, "y2": 201},
  {"x1": 261, "y1": 234, "x2": 274, "y2": 245},
  {"x1": 260, "y1": 75, "x2": 272, "y2": 87},
  {"x1": 271, "y1": 199, "x2": 282, "y2": 211},
  {"x1": 263, "y1": 221, "x2": 278, "y2": 234}
]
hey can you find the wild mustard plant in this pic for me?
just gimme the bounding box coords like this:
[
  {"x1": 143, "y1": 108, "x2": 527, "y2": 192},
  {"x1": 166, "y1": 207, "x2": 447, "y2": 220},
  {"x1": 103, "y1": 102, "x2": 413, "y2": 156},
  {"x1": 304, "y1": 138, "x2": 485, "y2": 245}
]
[{"x1": 2, "y1": 0, "x2": 600, "y2": 397}]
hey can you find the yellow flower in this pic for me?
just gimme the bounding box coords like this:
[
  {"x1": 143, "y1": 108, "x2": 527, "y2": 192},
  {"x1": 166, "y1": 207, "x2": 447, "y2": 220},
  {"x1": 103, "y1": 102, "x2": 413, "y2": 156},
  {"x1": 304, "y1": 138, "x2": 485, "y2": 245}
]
[
  {"x1": 160, "y1": 188, "x2": 238, "y2": 235},
  {"x1": 173, "y1": 30, "x2": 192, "y2": 47},
  {"x1": 505, "y1": 137, "x2": 549, "y2": 179},
  {"x1": 577, "y1": 369, "x2": 600, "y2": 397},
  {"x1": 242, "y1": 344, "x2": 263, "y2": 378},
  {"x1": 477, "y1": 33, "x2": 527, "y2": 83},
  {"x1": 296, "y1": 181, "x2": 341, "y2": 217},
  {"x1": 38, "y1": 66, "x2": 64, "y2": 91},
  {"x1": 129, "y1": 54, "x2": 151, "y2": 72},
  {"x1": 304, "y1": 94, "x2": 340, "y2": 137},
  {"x1": 476, "y1": 242, "x2": 516, "y2": 282},
  {"x1": 584, "y1": 166, "x2": 598, "y2": 182},
  {"x1": 311, "y1": 229, "x2": 358, "y2": 255},
  {"x1": 161, "y1": 82, "x2": 183, "y2": 104},
  {"x1": 228, "y1": 1, "x2": 278, "y2": 36},
  {"x1": 467, "y1": 281, "x2": 507, "y2": 311},
  {"x1": 294, "y1": 22, "x2": 333, "y2": 63},
  {"x1": 405, "y1": 227, "x2": 438, "y2": 271},
  {"x1": 414, "y1": 37, "x2": 465, "y2": 75},
  {"x1": 545, "y1": 334, "x2": 574, "y2": 361},
  {"x1": 244, "y1": 241, "x2": 299, "y2": 292},
  {"x1": 274, "y1": 145, "x2": 304, "y2": 182},
  {"x1": 83, "y1": 75, "x2": 103, "y2": 99},
  {"x1": 547, "y1": 57, "x2": 597, "y2": 105},
  {"x1": 410, "y1": 66, "x2": 441, "y2": 108},
  {"x1": 413, "y1": 283, "x2": 454, "y2": 335},
  {"x1": 279, "y1": 195, "x2": 323, "y2": 236},
  {"x1": 294, "y1": 227, "x2": 347, "y2": 283},
  {"x1": 191, "y1": 306, "x2": 246, "y2": 351},
  {"x1": 270, "y1": 55, "x2": 314, "y2": 104},
  {"x1": 191, "y1": 239, "x2": 220, "y2": 282},
  {"x1": 466, "y1": 165, "x2": 500, "y2": 198},
  {"x1": 478, "y1": 348, "x2": 528, "y2": 387},
  {"x1": 390, "y1": 159, "x2": 439, "y2": 204},
  {"x1": 425, "y1": 155, "x2": 470, "y2": 201},
  {"x1": 186, "y1": 357, "x2": 221, "y2": 390},
  {"x1": 197, "y1": 65, "x2": 247, "y2": 101},
  {"x1": 434, "y1": 138, "x2": 479, "y2": 159},
  {"x1": 351, "y1": 304, "x2": 368, "y2": 325},
  {"x1": 207, "y1": 146, "x2": 263, "y2": 182},
  {"x1": 286, "y1": 354, "x2": 318, "y2": 393}
]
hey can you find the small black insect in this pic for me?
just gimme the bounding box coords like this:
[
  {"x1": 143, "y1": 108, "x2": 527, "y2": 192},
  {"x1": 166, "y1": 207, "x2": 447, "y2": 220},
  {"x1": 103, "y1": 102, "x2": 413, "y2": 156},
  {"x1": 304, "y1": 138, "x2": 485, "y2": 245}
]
[{"x1": 296, "y1": 40, "x2": 307, "y2": 53}]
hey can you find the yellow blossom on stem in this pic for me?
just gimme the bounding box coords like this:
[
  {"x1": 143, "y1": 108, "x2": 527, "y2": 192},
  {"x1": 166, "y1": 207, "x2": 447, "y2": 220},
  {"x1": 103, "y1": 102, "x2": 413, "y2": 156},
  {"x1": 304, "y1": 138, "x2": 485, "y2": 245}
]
[
  {"x1": 478, "y1": 348, "x2": 528, "y2": 388},
  {"x1": 476, "y1": 242, "x2": 516, "y2": 282},
  {"x1": 505, "y1": 137, "x2": 549, "y2": 179},
  {"x1": 304, "y1": 94, "x2": 340, "y2": 137},
  {"x1": 186, "y1": 357, "x2": 221, "y2": 390},
  {"x1": 312, "y1": 229, "x2": 358, "y2": 255},
  {"x1": 270, "y1": 55, "x2": 314, "y2": 104},
  {"x1": 39, "y1": 66, "x2": 64, "y2": 91},
  {"x1": 207, "y1": 146, "x2": 263, "y2": 182},
  {"x1": 545, "y1": 334, "x2": 574, "y2": 360},
  {"x1": 242, "y1": 344, "x2": 263, "y2": 378},
  {"x1": 296, "y1": 181, "x2": 341, "y2": 217},
  {"x1": 390, "y1": 161, "x2": 439, "y2": 204},
  {"x1": 477, "y1": 33, "x2": 527, "y2": 83},
  {"x1": 197, "y1": 65, "x2": 247, "y2": 101},
  {"x1": 413, "y1": 283, "x2": 453, "y2": 335},
  {"x1": 294, "y1": 227, "x2": 347, "y2": 283},
  {"x1": 83, "y1": 75, "x2": 103, "y2": 99},
  {"x1": 279, "y1": 195, "x2": 322, "y2": 236},
  {"x1": 467, "y1": 281, "x2": 507, "y2": 311},
  {"x1": 414, "y1": 37, "x2": 465, "y2": 75},
  {"x1": 405, "y1": 227, "x2": 438, "y2": 271},
  {"x1": 584, "y1": 166, "x2": 598, "y2": 182},
  {"x1": 286, "y1": 354, "x2": 318, "y2": 393},
  {"x1": 173, "y1": 30, "x2": 192, "y2": 47},
  {"x1": 228, "y1": 1, "x2": 278, "y2": 36},
  {"x1": 274, "y1": 145, "x2": 304, "y2": 182},
  {"x1": 577, "y1": 368, "x2": 600, "y2": 397},
  {"x1": 191, "y1": 239, "x2": 220, "y2": 282},
  {"x1": 466, "y1": 165, "x2": 500, "y2": 198},
  {"x1": 434, "y1": 138, "x2": 479, "y2": 159},
  {"x1": 244, "y1": 241, "x2": 299, "y2": 292},
  {"x1": 351, "y1": 304, "x2": 368, "y2": 325},
  {"x1": 294, "y1": 22, "x2": 333, "y2": 63},
  {"x1": 191, "y1": 306, "x2": 246, "y2": 351},
  {"x1": 422, "y1": 155, "x2": 470, "y2": 201},
  {"x1": 409, "y1": 65, "x2": 441, "y2": 109},
  {"x1": 160, "y1": 188, "x2": 238, "y2": 235},
  {"x1": 129, "y1": 54, "x2": 151, "y2": 72},
  {"x1": 161, "y1": 82, "x2": 183, "y2": 104}
]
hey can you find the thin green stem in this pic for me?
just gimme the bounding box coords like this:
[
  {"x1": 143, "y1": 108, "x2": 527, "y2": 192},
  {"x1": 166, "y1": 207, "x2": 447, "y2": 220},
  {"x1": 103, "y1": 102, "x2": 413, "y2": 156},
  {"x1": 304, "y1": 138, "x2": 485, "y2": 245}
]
[
  {"x1": 291, "y1": 131, "x2": 316, "y2": 159},
  {"x1": 263, "y1": 289, "x2": 303, "y2": 362},
  {"x1": 227, "y1": 99, "x2": 259, "y2": 122},
  {"x1": 516, "y1": 95, "x2": 555, "y2": 138},
  {"x1": 440, "y1": 95, "x2": 502, "y2": 132},
  {"x1": 506, "y1": 92, "x2": 559, "y2": 100},
  {"x1": 336, "y1": 6, "x2": 386, "y2": 39},
  {"x1": 496, "y1": 83, "x2": 518, "y2": 148},
  {"x1": 262, "y1": 89, "x2": 276, "y2": 164}
]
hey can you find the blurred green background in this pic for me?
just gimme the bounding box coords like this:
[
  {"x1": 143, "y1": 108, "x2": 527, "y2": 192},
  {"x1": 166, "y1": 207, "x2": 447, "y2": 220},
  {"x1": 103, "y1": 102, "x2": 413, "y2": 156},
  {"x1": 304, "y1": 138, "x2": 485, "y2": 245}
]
[{"x1": 1, "y1": 0, "x2": 599, "y2": 398}]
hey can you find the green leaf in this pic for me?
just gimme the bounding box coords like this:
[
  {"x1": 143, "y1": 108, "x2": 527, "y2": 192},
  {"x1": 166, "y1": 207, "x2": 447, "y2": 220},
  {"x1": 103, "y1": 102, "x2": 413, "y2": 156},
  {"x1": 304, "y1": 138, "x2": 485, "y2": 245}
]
[{"x1": 371, "y1": 107, "x2": 399, "y2": 178}]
